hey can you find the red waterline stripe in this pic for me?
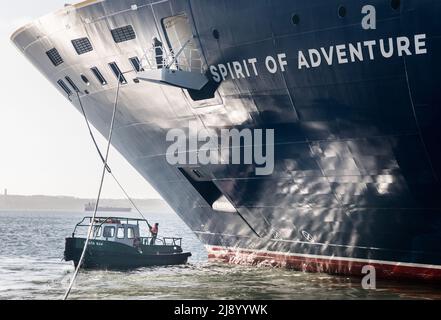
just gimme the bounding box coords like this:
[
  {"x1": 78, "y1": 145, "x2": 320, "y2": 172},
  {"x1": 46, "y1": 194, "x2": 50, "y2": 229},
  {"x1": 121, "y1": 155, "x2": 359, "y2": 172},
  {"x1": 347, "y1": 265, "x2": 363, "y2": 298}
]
[{"x1": 207, "y1": 246, "x2": 441, "y2": 282}]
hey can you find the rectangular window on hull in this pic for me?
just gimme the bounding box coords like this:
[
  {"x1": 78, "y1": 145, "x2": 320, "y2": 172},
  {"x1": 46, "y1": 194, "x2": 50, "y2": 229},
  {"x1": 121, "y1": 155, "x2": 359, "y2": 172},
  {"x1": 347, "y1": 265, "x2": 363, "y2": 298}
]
[
  {"x1": 129, "y1": 57, "x2": 143, "y2": 72},
  {"x1": 111, "y1": 25, "x2": 136, "y2": 43},
  {"x1": 71, "y1": 37, "x2": 93, "y2": 55},
  {"x1": 46, "y1": 48, "x2": 64, "y2": 66},
  {"x1": 109, "y1": 62, "x2": 127, "y2": 84},
  {"x1": 65, "y1": 76, "x2": 80, "y2": 92},
  {"x1": 91, "y1": 67, "x2": 107, "y2": 85},
  {"x1": 57, "y1": 79, "x2": 72, "y2": 96}
]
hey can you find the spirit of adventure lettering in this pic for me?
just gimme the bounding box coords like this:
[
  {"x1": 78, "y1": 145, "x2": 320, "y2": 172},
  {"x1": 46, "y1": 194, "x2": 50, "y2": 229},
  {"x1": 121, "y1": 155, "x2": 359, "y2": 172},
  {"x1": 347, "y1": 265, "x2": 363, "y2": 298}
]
[{"x1": 209, "y1": 5, "x2": 428, "y2": 82}]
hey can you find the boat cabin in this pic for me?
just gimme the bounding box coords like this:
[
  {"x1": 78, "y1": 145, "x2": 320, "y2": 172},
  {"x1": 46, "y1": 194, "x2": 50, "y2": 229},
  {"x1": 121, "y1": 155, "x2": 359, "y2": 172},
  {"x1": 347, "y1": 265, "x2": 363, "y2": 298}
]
[
  {"x1": 71, "y1": 216, "x2": 182, "y2": 248},
  {"x1": 93, "y1": 219, "x2": 140, "y2": 247}
]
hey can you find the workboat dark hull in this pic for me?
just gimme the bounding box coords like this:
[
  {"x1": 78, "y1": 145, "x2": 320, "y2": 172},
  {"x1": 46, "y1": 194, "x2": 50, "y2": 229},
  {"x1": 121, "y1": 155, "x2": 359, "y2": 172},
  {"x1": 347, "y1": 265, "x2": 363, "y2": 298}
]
[
  {"x1": 12, "y1": 0, "x2": 441, "y2": 282},
  {"x1": 64, "y1": 238, "x2": 191, "y2": 270}
]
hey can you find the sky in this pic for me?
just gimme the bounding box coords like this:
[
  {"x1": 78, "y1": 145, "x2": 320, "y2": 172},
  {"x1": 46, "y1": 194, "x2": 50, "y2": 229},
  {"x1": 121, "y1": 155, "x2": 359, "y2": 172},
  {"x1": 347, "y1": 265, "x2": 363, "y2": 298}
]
[{"x1": 0, "y1": 1, "x2": 161, "y2": 199}]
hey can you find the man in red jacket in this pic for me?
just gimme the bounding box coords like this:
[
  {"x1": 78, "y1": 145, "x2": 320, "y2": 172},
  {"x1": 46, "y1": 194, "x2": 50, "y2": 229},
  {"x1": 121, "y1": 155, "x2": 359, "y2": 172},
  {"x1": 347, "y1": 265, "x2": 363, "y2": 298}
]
[{"x1": 149, "y1": 223, "x2": 159, "y2": 245}]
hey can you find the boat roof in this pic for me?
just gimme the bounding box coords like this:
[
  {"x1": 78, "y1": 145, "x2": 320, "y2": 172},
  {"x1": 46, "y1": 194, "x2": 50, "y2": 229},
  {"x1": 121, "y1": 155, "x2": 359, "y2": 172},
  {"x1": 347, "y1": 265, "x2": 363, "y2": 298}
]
[{"x1": 81, "y1": 216, "x2": 147, "y2": 224}]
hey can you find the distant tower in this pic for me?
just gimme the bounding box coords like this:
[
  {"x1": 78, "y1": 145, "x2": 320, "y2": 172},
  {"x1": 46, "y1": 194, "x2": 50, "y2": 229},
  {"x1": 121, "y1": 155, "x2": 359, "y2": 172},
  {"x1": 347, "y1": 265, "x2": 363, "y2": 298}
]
[{"x1": 4, "y1": 189, "x2": 7, "y2": 196}]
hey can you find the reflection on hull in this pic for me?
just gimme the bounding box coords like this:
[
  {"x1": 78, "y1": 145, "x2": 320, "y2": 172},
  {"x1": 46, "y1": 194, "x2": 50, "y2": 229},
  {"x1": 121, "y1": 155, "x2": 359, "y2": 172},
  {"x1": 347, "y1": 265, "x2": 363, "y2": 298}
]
[{"x1": 11, "y1": 0, "x2": 441, "y2": 282}]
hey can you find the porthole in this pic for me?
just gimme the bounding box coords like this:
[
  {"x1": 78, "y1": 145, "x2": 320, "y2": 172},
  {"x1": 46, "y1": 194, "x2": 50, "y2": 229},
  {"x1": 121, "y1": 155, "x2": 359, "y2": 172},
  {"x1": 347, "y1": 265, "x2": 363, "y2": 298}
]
[
  {"x1": 212, "y1": 29, "x2": 220, "y2": 40},
  {"x1": 338, "y1": 6, "x2": 347, "y2": 18},
  {"x1": 291, "y1": 14, "x2": 300, "y2": 25},
  {"x1": 391, "y1": 0, "x2": 401, "y2": 10},
  {"x1": 81, "y1": 74, "x2": 90, "y2": 85}
]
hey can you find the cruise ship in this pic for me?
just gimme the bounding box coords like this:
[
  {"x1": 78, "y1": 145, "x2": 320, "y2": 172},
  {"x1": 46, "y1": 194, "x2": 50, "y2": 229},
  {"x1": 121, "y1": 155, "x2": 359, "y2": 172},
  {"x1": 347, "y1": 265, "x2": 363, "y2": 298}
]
[{"x1": 11, "y1": 0, "x2": 441, "y2": 282}]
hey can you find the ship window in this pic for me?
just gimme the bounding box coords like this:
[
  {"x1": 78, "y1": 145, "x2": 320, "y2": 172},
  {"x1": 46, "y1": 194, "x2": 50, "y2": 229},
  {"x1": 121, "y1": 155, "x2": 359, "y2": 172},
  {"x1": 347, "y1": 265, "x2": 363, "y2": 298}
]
[
  {"x1": 91, "y1": 67, "x2": 107, "y2": 85},
  {"x1": 391, "y1": 0, "x2": 401, "y2": 10},
  {"x1": 117, "y1": 227, "x2": 125, "y2": 239},
  {"x1": 129, "y1": 57, "x2": 143, "y2": 72},
  {"x1": 81, "y1": 74, "x2": 90, "y2": 85},
  {"x1": 291, "y1": 14, "x2": 300, "y2": 25},
  {"x1": 109, "y1": 62, "x2": 127, "y2": 84},
  {"x1": 46, "y1": 48, "x2": 64, "y2": 66},
  {"x1": 103, "y1": 226, "x2": 115, "y2": 238},
  {"x1": 65, "y1": 76, "x2": 80, "y2": 92},
  {"x1": 338, "y1": 6, "x2": 347, "y2": 18},
  {"x1": 127, "y1": 227, "x2": 135, "y2": 239},
  {"x1": 111, "y1": 25, "x2": 136, "y2": 43},
  {"x1": 71, "y1": 37, "x2": 93, "y2": 55},
  {"x1": 57, "y1": 79, "x2": 72, "y2": 95}
]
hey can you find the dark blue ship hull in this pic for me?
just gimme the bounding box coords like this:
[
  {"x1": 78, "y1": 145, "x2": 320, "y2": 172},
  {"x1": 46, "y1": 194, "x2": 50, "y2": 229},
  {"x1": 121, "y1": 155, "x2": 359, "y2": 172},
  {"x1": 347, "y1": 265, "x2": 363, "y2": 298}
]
[{"x1": 12, "y1": 0, "x2": 441, "y2": 281}]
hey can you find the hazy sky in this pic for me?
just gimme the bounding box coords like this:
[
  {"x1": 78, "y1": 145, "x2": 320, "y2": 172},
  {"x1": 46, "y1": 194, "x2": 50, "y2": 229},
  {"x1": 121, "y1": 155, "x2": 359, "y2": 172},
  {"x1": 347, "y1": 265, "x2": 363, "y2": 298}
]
[{"x1": 0, "y1": 1, "x2": 161, "y2": 199}]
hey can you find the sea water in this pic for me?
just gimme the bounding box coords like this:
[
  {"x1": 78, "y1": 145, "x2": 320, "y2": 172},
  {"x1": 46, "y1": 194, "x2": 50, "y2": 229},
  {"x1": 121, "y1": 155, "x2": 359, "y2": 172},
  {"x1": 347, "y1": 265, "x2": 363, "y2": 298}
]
[{"x1": 0, "y1": 210, "x2": 440, "y2": 300}]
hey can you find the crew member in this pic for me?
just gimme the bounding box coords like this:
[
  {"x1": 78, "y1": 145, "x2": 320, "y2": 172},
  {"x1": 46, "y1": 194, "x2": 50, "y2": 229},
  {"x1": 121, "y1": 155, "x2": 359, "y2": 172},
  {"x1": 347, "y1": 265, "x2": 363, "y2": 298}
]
[{"x1": 149, "y1": 223, "x2": 159, "y2": 245}]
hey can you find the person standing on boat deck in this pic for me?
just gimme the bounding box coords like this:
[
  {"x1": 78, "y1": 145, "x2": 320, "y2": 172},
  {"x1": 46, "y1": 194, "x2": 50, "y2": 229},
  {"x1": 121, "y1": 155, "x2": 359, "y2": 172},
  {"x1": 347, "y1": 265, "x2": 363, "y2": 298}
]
[
  {"x1": 149, "y1": 223, "x2": 159, "y2": 245},
  {"x1": 152, "y1": 37, "x2": 164, "y2": 69}
]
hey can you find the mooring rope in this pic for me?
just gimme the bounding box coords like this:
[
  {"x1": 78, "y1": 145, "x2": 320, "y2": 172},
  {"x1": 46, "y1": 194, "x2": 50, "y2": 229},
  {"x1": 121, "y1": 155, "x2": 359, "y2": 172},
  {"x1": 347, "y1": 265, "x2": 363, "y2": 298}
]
[
  {"x1": 75, "y1": 77, "x2": 151, "y2": 228},
  {"x1": 63, "y1": 76, "x2": 122, "y2": 300}
]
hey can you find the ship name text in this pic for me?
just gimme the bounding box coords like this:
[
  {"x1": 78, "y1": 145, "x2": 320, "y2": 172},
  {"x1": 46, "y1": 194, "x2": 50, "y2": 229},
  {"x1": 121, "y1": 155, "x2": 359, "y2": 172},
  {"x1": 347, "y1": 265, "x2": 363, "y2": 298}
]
[{"x1": 209, "y1": 33, "x2": 427, "y2": 81}]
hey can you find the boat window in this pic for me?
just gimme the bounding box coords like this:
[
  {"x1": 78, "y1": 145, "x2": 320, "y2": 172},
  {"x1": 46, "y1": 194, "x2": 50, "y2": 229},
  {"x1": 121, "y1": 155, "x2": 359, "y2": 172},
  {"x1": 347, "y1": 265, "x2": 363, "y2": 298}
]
[
  {"x1": 103, "y1": 226, "x2": 115, "y2": 238},
  {"x1": 127, "y1": 227, "x2": 135, "y2": 239},
  {"x1": 111, "y1": 25, "x2": 136, "y2": 43},
  {"x1": 57, "y1": 79, "x2": 72, "y2": 96},
  {"x1": 129, "y1": 57, "x2": 143, "y2": 72},
  {"x1": 71, "y1": 37, "x2": 93, "y2": 55},
  {"x1": 46, "y1": 48, "x2": 64, "y2": 66},
  {"x1": 117, "y1": 227, "x2": 125, "y2": 239},
  {"x1": 91, "y1": 67, "x2": 107, "y2": 85},
  {"x1": 109, "y1": 62, "x2": 127, "y2": 84},
  {"x1": 94, "y1": 226, "x2": 102, "y2": 237},
  {"x1": 65, "y1": 76, "x2": 80, "y2": 92}
]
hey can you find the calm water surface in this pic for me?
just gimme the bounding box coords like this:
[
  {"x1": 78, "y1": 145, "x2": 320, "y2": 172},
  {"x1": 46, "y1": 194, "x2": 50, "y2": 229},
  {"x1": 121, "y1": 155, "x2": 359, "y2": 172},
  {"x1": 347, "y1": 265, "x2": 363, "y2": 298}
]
[{"x1": 0, "y1": 210, "x2": 440, "y2": 300}]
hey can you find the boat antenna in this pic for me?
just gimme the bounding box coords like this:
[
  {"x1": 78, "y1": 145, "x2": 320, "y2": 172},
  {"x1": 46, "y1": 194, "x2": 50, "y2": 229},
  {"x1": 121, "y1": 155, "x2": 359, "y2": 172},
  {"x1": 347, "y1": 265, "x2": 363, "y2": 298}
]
[{"x1": 63, "y1": 73, "x2": 122, "y2": 300}]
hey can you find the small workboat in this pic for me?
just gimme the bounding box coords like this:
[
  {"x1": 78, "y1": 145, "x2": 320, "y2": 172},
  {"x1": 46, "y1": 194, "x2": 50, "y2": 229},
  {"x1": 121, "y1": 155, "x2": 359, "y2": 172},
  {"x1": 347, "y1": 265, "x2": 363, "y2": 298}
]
[{"x1": 64, "y1": 216, "x2": 191, "y2": 269}]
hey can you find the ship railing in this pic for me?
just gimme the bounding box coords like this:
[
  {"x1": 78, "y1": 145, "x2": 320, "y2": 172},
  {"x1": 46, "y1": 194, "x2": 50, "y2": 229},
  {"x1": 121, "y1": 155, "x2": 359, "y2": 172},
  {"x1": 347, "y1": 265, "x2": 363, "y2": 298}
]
[
  {"x1": 141, "y1": 237, "x2": 182, "y2": 247},
  {"x1": 139, "y1": 36, "x2": 205, "y2": 74}
]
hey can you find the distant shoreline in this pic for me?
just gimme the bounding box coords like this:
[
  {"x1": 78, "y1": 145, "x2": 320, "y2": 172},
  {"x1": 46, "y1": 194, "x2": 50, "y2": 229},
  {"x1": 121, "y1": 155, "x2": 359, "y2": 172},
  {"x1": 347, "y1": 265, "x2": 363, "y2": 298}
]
[{"x1": 0, "y1": 194, "x2": 169, "y2": 212}]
